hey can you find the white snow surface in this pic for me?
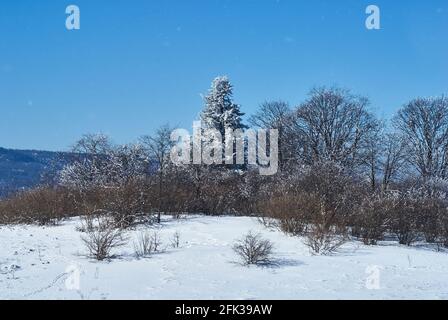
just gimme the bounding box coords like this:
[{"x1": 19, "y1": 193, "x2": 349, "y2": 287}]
[{"x1": 1, "y1": 215, "x2": 448, "y2": 300}]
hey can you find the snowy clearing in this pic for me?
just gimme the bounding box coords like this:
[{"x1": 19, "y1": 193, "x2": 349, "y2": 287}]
[{"x1": 1, "y1": 215, "x2": 448, "y2": 300}]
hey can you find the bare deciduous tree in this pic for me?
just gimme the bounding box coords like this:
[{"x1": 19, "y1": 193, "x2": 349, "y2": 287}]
[
  {"x1": 141, "y1": 124, "x2": 174, "y2": 223},
  {"x1": 249, "y1": 101, "x2": 298, "y2": 169},
  {"x1": 381, "y1": 133, "x2": 407, "y2": 191},
  {"x1": 295, "y1": 87, "x2": 379, "y2": 169},
  {"x1": 59, "y1": 134, "x2": 113, "y2": 191},
  {"x1": 361, "y1": 121, "x2": 384, "y2": 191},
  {"x1": 394, "y1": 96, "x2": 448, "y2": 180}
]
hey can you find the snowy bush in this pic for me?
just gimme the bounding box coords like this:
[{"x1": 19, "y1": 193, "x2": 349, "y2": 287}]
[
  {"x1": 258, "y1": 193, "x2": 313, "y2": 236},
  {"x1": 171, "y1": 231, "x2": 181, "y2": 248},
  {"x1": 150, "y1": 231, "x2": 163, "y2": 252},
  {"x1": 233, "y1": 232, "x2": 274, "y2": 266},
  {"x1": 132, "y1": 230, "x2": 163, "y2": 258},
  {"x1": 304, "y1": 225, "x2": 348, "y2": 255},
  {"x1": 259, "y1": 162, "x2": 354, "y2": 255},
  {"x1": 81, "y1": 215, "x2": 128, "y2": 261},
  {"x1": 133, "y1": 231, "x2": 153, "y2": 258},
  {"x1": 104, "y1": 181, "x2": 147, "y2": 229},
  {"x1": 388, "y1": 190, "x2": 421, "y2": 246},
  {"x1": 356, "y1": 195, "x2": 391, "y2": 245}
]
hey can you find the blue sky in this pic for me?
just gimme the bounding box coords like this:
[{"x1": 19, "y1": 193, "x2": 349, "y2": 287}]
[{"x1": 0, "y1": 0, "x2": 447, "y2": 151}]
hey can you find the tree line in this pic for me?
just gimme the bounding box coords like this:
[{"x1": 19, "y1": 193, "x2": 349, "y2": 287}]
[{"x1": 1, "y1": 76, "x2": 448, "y2": 252}]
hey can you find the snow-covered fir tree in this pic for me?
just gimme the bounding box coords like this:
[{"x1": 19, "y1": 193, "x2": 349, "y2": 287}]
[{"x1": 200, "y1": 76, "x2": 248, "y2": 135}]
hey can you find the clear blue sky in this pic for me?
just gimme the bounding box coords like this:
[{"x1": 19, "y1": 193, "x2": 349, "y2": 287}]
[{"x1": 0, "y1": 0, "x2": 447, "y2": 151}]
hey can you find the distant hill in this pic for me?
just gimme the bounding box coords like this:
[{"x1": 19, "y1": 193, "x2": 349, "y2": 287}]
[{"x1": 0, "y1": 147, "x2": 71, "y2": 198}]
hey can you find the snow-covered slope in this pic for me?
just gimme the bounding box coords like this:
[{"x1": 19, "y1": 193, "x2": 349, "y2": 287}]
[{"x1": 1, "y1": 216, "x2": 448, "y2": 300}]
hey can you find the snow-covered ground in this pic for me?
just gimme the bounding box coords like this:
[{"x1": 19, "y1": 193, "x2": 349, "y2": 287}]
[{"x1": 1, "y1": 215, "x2": 448, "y2": 300}]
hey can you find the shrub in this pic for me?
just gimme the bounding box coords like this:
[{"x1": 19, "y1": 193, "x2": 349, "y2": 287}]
[
  {"x1": 81, "y1": 214, "x2": 127, "y2": 261},
  {"x1": 171, "y1": 231, "x2": 181, "y2": 248},
  {"x1": 389, "y1": 196, "x2": 420, "y2": 246},
  {"x1": 419, "y1": 198, "x2": 446, "y2": 244},
  {"x1": 304, "y1": 224, "x2": 348, "y2": 255},
  {"x1": 0, "y1": 187, "x2": 78, "y2": 225},
  {"x1": 257, "y1": 194, "x2": 311, "y2": 236},
  {"x1": 297, "y1": 163, "x2": 355, "y2": 254},
  {"x1": 133, "y1": 230, "x2": 164, "y2": 258},
  {"x1": 356, "y1": 195, "x2": 391, "y2": 245},
  {"x1": 233, "y1": 231, "x2": 274, "y2": 265},
  {"x1": 150, "y1": 231, "x2": 163, "y2": 252},
  {"x1": 438, "y1": 212, "x2": 448, "y2": 248},
  {"x1": 133, "y1": 231, "x2": 153, "y2": 258}
]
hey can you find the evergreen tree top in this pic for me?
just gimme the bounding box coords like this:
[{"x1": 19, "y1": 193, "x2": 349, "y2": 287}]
[{"x1": 200, "y1": 76, "x2": 248, "y2": 134}]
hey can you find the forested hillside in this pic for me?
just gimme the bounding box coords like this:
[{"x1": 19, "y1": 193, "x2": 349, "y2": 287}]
[{"x1": 0, "y1": 148, "x2": 68, "y2": 198}]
